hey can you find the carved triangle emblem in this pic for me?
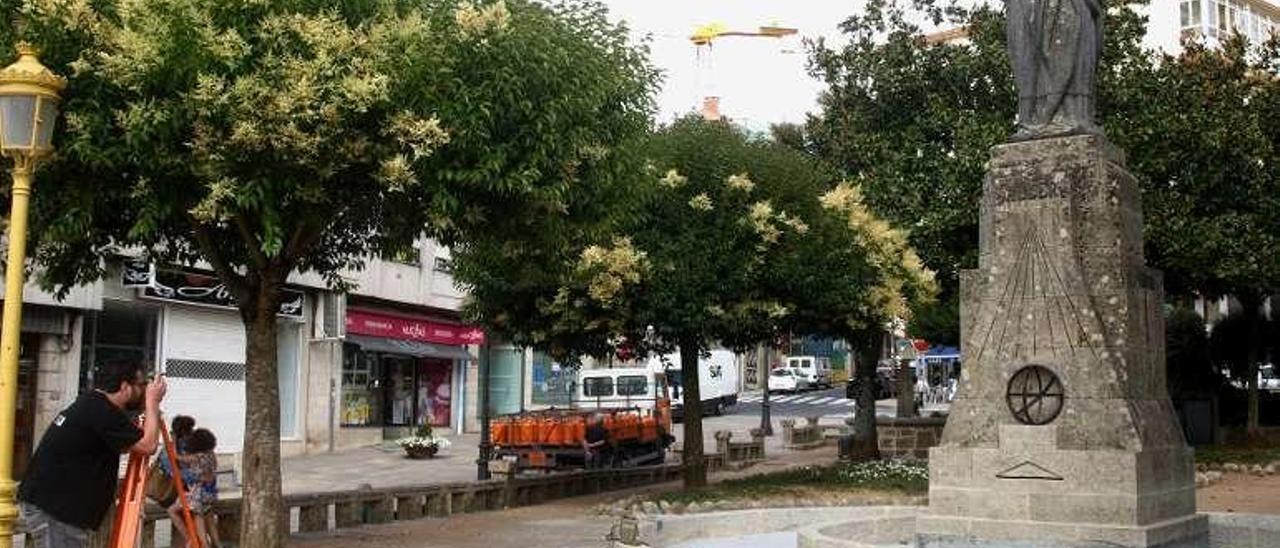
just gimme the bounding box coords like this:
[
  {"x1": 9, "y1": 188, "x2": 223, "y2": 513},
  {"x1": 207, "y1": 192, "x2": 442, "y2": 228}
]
[{"x1": 995, "y1": 460, "x2": 1064, "y2": 480}]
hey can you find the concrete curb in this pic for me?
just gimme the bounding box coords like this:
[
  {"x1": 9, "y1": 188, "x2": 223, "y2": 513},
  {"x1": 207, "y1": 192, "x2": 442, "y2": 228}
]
[
  {"x1": 638, "y1": 506, "x2": 918, "y2": 547},
  {"x1": 638, "y1": 506, "x2": 1280, "y2": 548}
]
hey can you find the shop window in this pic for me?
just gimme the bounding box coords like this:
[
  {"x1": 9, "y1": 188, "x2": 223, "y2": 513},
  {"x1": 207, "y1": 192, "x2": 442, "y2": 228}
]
[
  {"x1": 416, "y1": 358, "x2": 453, "y2": 427},
  {"x1": 617, "y1": 375, "x2": 648, "y2": 396},
  {"x1": 583, "y1": 377, "x2": 614, "y2": 397},
  {"x1": 384, "y1": 355, "x2": 416, "y2": 426},
  {"x1": 341, "y1": 344, "x2": 383, "y2": 426},
  {"x1": 531, "y1": 351, "x2": 573, "y2": 406},
  {"x1": 82, "y1": 302, "x2": 160, "y2": 391}
]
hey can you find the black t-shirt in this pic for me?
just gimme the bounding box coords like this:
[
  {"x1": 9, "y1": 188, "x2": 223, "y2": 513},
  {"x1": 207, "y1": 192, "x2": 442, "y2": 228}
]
[
  {"x1": 18, "y1": 391, "x2": 142, "y2": 529},
  {"x1": 585, "y1": 423, "x2": 608, "y2": 445}
]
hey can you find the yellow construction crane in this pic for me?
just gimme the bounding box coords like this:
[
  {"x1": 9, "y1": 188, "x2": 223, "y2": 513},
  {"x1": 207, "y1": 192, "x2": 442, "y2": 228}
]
[
  {"x1": 689, "y1": 23, "x2": 798, "y2": 46},
  {"x1": 688, "y1": 22, "x2": 798, "y2": 120}
]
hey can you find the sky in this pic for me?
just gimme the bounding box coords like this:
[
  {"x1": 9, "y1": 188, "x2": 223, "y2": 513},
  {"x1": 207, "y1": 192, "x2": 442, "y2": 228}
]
[{"x1": 602, "y1": 1, "x2": 866, "y2": 132}]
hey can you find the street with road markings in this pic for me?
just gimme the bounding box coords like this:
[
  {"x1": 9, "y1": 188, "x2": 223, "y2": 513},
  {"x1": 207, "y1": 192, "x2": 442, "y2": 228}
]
[{"x1": 725, "y1": 387, "x2": 930, "y2": 421}]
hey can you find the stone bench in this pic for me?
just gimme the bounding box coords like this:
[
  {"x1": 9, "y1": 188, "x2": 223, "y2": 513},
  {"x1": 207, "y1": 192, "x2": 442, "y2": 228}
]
[
  {"x1": 714, "y1": 429, "x2": 765, "y2": 468},
  {"x1": 781, "y1": 417, "x2": 826, "y2": 449}
]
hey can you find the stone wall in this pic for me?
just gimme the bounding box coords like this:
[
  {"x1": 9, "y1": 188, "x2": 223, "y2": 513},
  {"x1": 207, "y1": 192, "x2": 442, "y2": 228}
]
[{"x1": 877, "y1": 417, "x2": 944, "y2": 459}]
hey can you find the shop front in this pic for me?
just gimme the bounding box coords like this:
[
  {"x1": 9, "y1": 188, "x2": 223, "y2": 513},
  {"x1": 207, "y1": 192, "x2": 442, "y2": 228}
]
[{"x1": 340, "y1": 308, "x2": 482, "y2": 441}]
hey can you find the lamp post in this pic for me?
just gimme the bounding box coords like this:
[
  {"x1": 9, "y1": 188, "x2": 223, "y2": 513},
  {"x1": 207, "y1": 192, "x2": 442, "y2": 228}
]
[
  {"x1": 476, "y1": 342, "x2": 491, "y2": 480},
  {"x1": 0, "y1": 43, "x2": 65, "y2": 546}
]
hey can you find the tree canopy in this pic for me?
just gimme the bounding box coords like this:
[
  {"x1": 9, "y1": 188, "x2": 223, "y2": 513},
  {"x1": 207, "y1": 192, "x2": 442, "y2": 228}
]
[
  {"x1": 6, "y1": 0, "x2": 657, "y2": 544},
  {"x1": 807, "y1": 0, "x2": 1280, "y2": 343}
]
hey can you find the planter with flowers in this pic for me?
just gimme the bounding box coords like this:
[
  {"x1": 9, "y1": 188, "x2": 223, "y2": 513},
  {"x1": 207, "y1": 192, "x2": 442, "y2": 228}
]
[{"x1": 397, "y1": 425, "x2": 451, "y2": 459}]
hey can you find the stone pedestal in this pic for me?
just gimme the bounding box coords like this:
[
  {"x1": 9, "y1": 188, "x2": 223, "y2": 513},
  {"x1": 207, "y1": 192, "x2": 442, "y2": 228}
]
[{"x1": 920, "y1": 135, "x2": 1206, "y2": 547}]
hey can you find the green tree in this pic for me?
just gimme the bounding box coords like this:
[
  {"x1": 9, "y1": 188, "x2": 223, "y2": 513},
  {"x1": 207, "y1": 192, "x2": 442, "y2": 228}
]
[
  {"x1": 455, "y1": 116, "x2": 933, "y2": 484},
  {"x1": 1166, "y1": 306, "x2": 1213, "y2": 398},
  {"x1": 808, "y1": 0, "x2": 1280, "y2": 430},
  {"x1": 9, "y1": 0, "x2": 656, "y2": 543}
]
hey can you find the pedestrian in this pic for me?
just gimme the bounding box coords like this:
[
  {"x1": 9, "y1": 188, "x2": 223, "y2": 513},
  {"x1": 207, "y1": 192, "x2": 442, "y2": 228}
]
[
  {"x1": 18, "y1": 359, "x2": 167, "y2": 548},
  {"x1": 583, "y1": 414, "x2": 609, "y2": 468},
  {"x1": 158, "y1": 415, "x2": 196, "y2": 480},
  {"x1": 168, "y1": 428, "x2": 219, "y2": 548}
]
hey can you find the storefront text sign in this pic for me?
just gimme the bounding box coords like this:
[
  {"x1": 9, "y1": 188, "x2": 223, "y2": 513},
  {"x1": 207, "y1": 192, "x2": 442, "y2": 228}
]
[
  {"x1": 124, "y1": 260, "x2": 305, "y2": 319},
  {"x1": 346, "y1": 309, "x2": 485, "y2": 346}
]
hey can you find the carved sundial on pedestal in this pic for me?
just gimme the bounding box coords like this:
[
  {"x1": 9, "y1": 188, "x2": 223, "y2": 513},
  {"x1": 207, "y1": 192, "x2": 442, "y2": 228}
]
[{"x1": 1006, "y1": 365, "x2": 1064, "y2": 425}]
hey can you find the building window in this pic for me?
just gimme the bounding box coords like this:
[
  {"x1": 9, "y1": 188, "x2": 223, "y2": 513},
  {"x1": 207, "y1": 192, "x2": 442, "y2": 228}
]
[
  {"x1": 1182, "y1": 0, "x2": 1203, "y2": 27},
  {"x1": 433, "y1": 257, "x2": 452, "y2": 273},
  {"x1": 383, "y1": 242, "x2": 420, "y2": 266}
]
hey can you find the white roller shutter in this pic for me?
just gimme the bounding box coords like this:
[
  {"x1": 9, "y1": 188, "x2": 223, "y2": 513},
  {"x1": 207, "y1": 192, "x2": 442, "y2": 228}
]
[{"x1": 163, "y1": 307, "x2": 248, "y2": 454}]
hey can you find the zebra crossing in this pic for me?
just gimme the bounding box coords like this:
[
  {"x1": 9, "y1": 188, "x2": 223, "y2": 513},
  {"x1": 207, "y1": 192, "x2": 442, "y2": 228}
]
[{"x1": 740, "y1": 394, "x2": 854, "y2": 406}]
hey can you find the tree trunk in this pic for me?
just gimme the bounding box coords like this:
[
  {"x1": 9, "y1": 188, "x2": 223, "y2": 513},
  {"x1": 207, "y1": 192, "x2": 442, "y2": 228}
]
[
  {"x1": 1241, "y1": 293, "x2": 1263, "y2": 438},
  {"x1": 848, "y1": 328, "x2": 882, "y2": 460},
  {"x1": 897, "y1": 358, "x2": 916, "y2": 418},
  {"x1": 239, "y1": 282, "x2": 284, "y2": 548},
  {"x1": 678, "y1": 341, "x2": 706, "y2": 488}
]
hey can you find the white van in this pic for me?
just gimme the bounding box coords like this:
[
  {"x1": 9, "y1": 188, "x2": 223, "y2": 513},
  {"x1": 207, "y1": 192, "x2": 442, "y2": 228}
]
[
  {"x1": 574, "y1": 367, "x2": 668, "y2": 410},
  {"x1": 648, "y1": 349, "x2": 740, "y2": 418},
  {"x1": 785, "y1": 355, "x2": 832, "y2": 389}
]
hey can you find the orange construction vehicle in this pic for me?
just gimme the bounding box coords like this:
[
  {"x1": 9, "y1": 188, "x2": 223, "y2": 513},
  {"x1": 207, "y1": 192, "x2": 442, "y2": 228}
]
[{"x1": 488, "y1": 367, "x2": 674, "y2": 472}]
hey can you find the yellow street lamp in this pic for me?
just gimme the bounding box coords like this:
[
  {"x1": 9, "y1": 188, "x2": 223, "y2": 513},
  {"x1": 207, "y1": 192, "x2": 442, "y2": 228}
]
[{"x1": 0, "y1": 42, "x2": 65, "y2": 546}]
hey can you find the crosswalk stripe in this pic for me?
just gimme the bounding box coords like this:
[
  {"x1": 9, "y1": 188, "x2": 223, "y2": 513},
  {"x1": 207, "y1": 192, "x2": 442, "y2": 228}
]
[
  {"x1": 844, "y1": 400, "x2": 857, "y2": 406},
  {"x1": 813, "y1": 397, "x2": 839, "y2": 405},
  {"x1": 773, "y1": 395, "x2": 797, "y2": 402},
  {"x1": 792, "y1": 397, "x2": 816, "y2": 403}
]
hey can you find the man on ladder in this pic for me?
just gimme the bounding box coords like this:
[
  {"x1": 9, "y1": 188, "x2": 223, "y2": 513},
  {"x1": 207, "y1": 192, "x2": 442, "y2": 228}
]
[{"x1": 17, "y1": 359, "x2": 167, "y2": 548}]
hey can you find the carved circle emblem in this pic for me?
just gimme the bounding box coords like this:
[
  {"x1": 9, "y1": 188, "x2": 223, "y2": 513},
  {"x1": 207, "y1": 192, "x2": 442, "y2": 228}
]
[{"x1": 1005, "y1": 365, "x2": 1064, "y2": 425}]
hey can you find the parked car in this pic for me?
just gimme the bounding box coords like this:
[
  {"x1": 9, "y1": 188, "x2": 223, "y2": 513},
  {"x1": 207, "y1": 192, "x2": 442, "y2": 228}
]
[
  {"x1": 769, "y1": 368, "x2": 810, "y2": 393},
  {"x1": 785, "y1": 356, "x2": 833, "y2": 389}
]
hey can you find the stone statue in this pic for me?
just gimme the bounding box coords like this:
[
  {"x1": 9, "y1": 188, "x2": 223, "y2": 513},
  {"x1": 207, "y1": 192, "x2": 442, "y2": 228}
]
[{"x1": 1006, "y1": 0, "x2": 1104, "y2": 139}]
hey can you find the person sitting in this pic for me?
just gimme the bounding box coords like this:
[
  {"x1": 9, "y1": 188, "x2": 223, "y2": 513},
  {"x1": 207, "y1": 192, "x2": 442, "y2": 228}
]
[{"x1": 168, "y1": 428, "x2": 219, "y2": 548}]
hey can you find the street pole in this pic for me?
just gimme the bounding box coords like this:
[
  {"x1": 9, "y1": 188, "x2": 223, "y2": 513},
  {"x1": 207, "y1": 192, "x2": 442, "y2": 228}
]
[
  {"x1": 0, "y1": 162, "x2": 33, "y2": 545},
  {"x1": 476, "y1": 342, "x2": 492, "y2": 480},
  {"x1": 759, "y1": 375, "x2": 773, "y2": 436},
  {"x1": 0, "y1": 44, "x2": 64, "y2": 547}
]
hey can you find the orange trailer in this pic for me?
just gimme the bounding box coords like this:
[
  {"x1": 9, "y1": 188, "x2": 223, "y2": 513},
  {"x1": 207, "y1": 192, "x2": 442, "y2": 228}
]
[{"x1": 488, "y1": 370, "x2": 674, "y2": 473}]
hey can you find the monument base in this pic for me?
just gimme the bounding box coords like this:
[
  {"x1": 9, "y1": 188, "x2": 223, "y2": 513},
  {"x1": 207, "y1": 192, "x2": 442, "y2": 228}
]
[{"x1": 922, "y1": 424, "x2": 1204, "y2": 548}]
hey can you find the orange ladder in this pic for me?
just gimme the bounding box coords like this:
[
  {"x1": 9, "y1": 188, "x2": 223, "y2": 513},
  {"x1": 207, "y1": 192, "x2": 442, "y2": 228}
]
[{"x1": 109, "y1": 418, "x2": 203, "y2": 548}]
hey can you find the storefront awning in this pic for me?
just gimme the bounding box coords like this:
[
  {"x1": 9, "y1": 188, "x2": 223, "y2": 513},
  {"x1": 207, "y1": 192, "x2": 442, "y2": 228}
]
[{"x1": 346, "y1": 335, "x2": 473, "y2": 361}]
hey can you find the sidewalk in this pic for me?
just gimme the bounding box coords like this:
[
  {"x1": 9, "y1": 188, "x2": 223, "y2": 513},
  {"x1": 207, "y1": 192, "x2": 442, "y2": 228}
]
[
  {"x1": 260, "y1": 400, "x2": 947, "y2": 498},
  {"x1": 263, "y1": 418, "x2": 795, "y2": 497},
  {"x1": 290, "y1": 445, "x2": 842, "y2": 548}
]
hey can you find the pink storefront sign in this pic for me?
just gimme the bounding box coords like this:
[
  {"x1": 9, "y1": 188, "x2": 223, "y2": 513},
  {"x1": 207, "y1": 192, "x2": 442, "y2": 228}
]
[{"x1": 345, "y1": 309, "x2": 486, "y2": 346}]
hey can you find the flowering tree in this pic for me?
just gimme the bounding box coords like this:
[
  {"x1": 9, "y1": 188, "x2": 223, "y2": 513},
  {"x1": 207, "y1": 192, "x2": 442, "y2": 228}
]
[
  {"x1": 7, "y1": 0, "x2": 655, "y2": 543},
  {"x1": 456, "y1": 117, "x2": 933, "y2": 486}
]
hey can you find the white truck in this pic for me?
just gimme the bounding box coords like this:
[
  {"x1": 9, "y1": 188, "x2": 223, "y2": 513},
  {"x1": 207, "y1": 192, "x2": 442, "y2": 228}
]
[
  {"x1": 786, "y1": 355, "x2": 833, "y2": 389},
  {"x1": 648, "y1": 349, "x2": 740, "y2": 419}
]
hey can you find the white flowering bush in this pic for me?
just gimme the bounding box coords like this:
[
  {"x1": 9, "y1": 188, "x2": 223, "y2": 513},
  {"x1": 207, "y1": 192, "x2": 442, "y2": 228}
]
[
  {"x1": 836, "y1": 459, "x2": 929, "y2": 486},
  {"x1": 397, "y1": 435, "x2": 452, "y2": 450}
]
